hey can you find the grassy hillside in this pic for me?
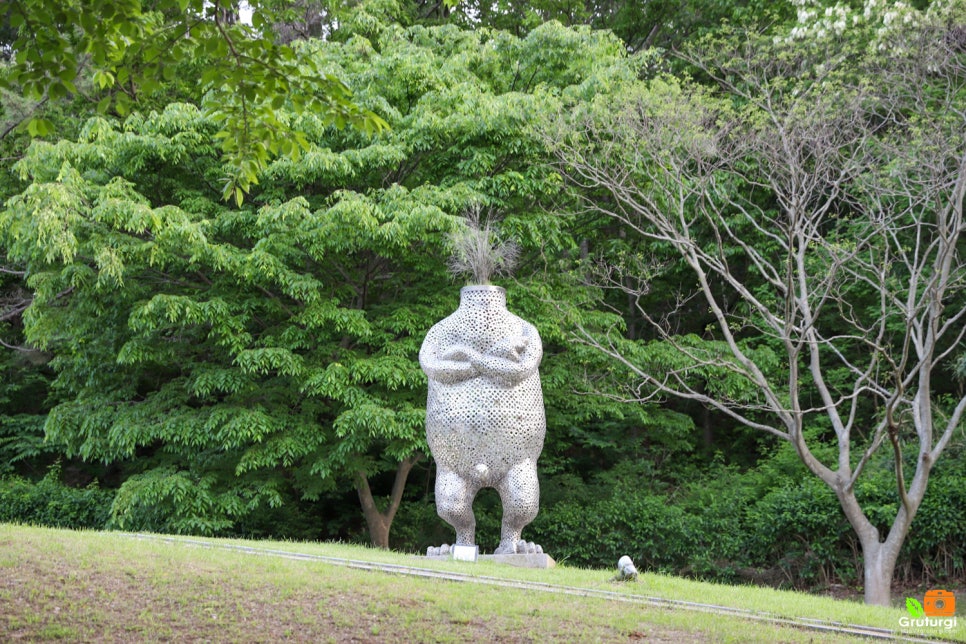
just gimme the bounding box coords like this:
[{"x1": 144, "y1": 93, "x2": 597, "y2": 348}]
[{"x1": 2, "y1": 524, "x2": 962, "y2": 642}]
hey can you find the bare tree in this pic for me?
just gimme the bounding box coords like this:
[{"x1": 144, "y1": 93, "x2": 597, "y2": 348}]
[{"x1": 548, "y1": 26, "x2": 966, "y2": 605}]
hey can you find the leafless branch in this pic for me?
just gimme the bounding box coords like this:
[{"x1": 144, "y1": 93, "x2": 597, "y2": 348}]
[{"x1": 545, "y1": 21, "x2": 966, "y2": 604}]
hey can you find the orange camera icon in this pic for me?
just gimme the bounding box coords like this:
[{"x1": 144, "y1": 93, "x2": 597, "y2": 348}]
[{"x1": 924, "y1": 589, "x2": 956, "y2": 617}]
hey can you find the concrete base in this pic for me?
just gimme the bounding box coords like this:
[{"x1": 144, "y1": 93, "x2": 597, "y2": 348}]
[
  {"x1": 425, "y1": 552, "x2": 556, "y2": 569},
  {"x1": 451, "y1": 544, "x2": 478, "y2": 562},
  {"x1": 483, "y1": 553, "x2": 556, "y2": 568}
]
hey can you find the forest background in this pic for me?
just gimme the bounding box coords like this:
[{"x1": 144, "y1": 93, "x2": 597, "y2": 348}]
[{"x1": 1, "y1": 0, "x2": 964, "y2": 605}]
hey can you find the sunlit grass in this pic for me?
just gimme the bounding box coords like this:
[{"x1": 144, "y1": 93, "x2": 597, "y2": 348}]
[
  {"x1": 3, "y1": 524, "x2": 963, "y2": 642},
  {"x1": 128, "y1": 530, "x2": 966, "y2": 642}
]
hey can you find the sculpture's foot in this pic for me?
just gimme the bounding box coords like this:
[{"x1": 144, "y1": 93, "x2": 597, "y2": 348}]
[
  {"x1": 494, "y1": 539, "x2": 543, "y2": 555},
  {"x1": 426, "y1": 544, "x2": 452, "y2": 557}
]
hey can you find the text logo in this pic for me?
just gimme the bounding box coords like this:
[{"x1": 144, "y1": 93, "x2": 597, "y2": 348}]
[{"x1": 901, "y1": 590, "x2": 957, "y2": 631}]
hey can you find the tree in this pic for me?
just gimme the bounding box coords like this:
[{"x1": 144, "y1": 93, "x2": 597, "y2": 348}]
[
  {"x1": 0, "y1": 261, "x2": 57, "y2": 478},
  {"x1": 0, "y1": 101, "x2": 450, "y2": 544},
  {"x1": 548, "y1": 4, "x2": 966, "y2": 605},
  {"x1": 2, "y1": 0, "x2": 388, "y2": 203},
  {"x1": 0, "y1": 19, "x2": 635, "y2": 547},
  {"x1": 409, "y1": 0, "x2": 794, "y2": 53}
]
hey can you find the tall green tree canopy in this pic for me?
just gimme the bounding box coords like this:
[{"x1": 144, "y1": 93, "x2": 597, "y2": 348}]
[
  {"x1": 0, "y1": 18, "x2": 644, "y2": 545},
  {"x1": 409, "y1": 0, "x2": 794, "y2": 52},
  {"x1": 2, "y1": 0, "x2": 390, "y2": 203}
]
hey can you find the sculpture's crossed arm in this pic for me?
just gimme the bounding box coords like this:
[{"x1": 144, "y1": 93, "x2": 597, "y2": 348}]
[
  {"x1": 420, "y1": 321, "x2": 542, "y2": 387},
  {"x1": 471, "y1": 326, "x2": 542, "y2": 385},
  {"x1": 419, "y1": 330, "x2": 480, "y2": 385}
]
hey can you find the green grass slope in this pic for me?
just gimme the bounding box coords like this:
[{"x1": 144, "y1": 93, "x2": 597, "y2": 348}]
[{"x1": 1, "y1": 524, "x2": 962, "y2": 642}]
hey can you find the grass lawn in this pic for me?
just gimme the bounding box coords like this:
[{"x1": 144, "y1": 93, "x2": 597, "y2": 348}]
[{"x1": 2, "y1": 524, "x2": 962, "y2": 642}]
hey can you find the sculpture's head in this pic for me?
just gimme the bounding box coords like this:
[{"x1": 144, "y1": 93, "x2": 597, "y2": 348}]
[{"x1": 446, "y1": 204, "x2": 519, "y2": 285}]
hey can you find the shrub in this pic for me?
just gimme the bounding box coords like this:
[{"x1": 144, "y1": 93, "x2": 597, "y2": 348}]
[
  {"x1": 531, "y1": 493, "x2": 699, "y2": 571},
  {"x1": 743, "y1": 477, "x2": 854, "y2": 588},
  {"x1": 522, "y1": 450, "x2": 963, "y2": 592},
  {"x1": 900, "y1": 470, "x2": 966, "y2": 583},
  {"x1": 0, "y1": 464, "x2": 113, "y2": 529}
]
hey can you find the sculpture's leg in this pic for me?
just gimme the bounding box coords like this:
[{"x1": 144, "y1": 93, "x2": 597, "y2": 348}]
[
  {"x1": 435, "y1": 467, "x2": 478, "y2": 546},
  {"x1": 494, "y1": 459, "x2": 541, "y2": 555}
]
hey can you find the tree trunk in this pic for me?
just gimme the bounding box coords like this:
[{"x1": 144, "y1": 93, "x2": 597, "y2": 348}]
[
  {"x1": 859, "y1": 538, "x2": 898, "y2": 606},
  {"x1": 836, "y1": 486, "x2": 910, "y2": 607},
  {"x1": 355, "y1": 455, "x2": 421, "y2": 549}
]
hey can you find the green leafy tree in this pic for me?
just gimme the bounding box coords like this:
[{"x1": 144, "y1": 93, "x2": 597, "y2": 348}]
[
  {"x1": 1, "y1": 101, "x2": 449, "y2": 542},
  {"x1": 0, "y1": 284, "x2": 55, "y2": 478},
  {"x1": 0, "y1": 19, "x2": 640, "y2": 547},
  {"x1": 409, "y1": 0, "x2": 794, "y2": 52},
  {"x1": 2, "y1": 0, "x2": 388, "y2": 203}
]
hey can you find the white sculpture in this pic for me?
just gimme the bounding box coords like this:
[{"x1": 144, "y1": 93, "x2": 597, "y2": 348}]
[{"x1": 421, "y1": 284, "x2": 546, "y2": 555}]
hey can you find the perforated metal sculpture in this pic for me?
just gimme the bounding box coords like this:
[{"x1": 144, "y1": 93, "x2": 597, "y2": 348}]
[{"x1": 420, "y1": 285, "x2": 546, "y2": 555}]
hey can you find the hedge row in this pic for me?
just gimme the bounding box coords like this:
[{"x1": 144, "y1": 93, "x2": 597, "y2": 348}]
[
  {"x1": 523, "y1": 468, "x2": 966, "y2": 588},
  {"x1": 4, "y1": 462, "x2": 963, "y2": 591},
  {"x1": 0, "y1": 466, "x2": 113, "y2": 530}
]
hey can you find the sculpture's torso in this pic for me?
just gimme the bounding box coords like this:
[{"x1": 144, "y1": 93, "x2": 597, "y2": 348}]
[{"x1": 420, "y1": 286, "x2": 545, "y2": 487}]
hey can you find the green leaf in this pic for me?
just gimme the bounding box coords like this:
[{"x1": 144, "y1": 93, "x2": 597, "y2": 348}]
[
  {"x1": 26, "y1": 118, "x2": 54, "y2": 137},
  {"x1": 93, "y1": 70, "x2": 115, "y2": 89},
  {"x1": 906, "y1": 598, "x2": 925, "y2": 618}
]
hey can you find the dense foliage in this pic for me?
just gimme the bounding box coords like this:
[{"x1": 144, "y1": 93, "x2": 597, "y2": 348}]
[
  {"x1": 1, "y1": 17, "x2": 660, "y2": 546},
  {"x1": 0, "y1": 463, "x2": 112, "y2": 530},
  {"x1": 1, "y1": 0, "x2": 963, "y2": 600},
  {"x1": 2, "y1": 0, "x2": 389, "y2": 202}
]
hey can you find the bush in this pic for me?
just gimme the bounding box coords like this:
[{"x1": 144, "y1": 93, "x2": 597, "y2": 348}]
[
  {"x1": 0, "y1": 464, "x2": 113, "y2": 529},
  {"x1": 524, "y1": 452, "x2": 966, "y2": 592},
  {"x1": 531, "y1": 493, "x2": 700, "y2": 571},
  {"x1": 900, "y1": 470, "x2": 966, "y2": 583},
  {"x1": 743, "y1": 477, "x2": 854, "y2": 588}
]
